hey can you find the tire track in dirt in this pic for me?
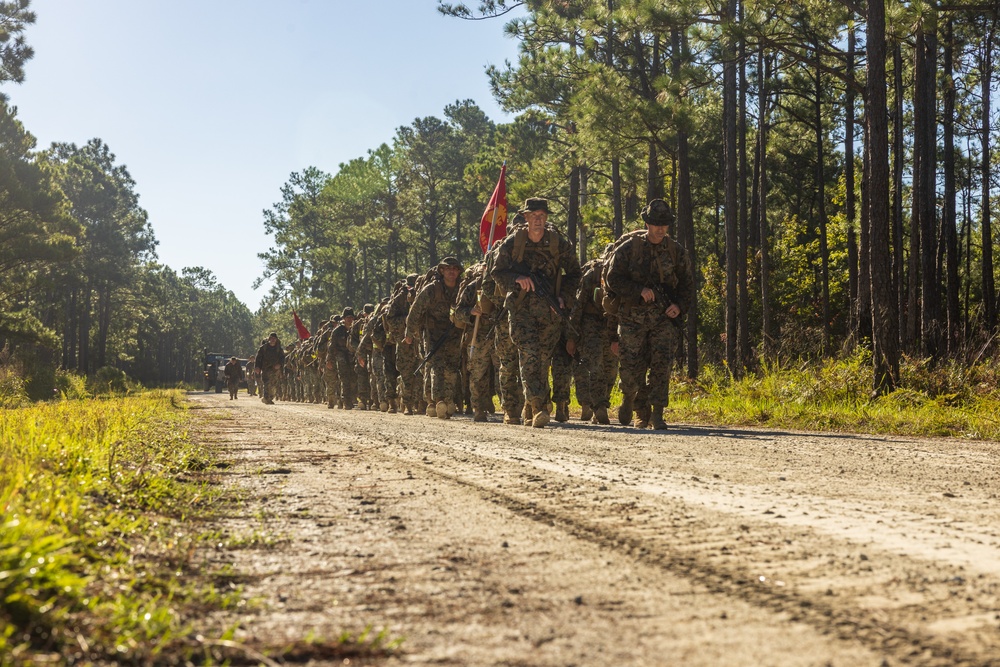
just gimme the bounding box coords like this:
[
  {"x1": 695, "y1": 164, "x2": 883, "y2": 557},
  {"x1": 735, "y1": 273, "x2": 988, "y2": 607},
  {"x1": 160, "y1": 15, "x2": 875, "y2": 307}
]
[{"x1": 200, "y1": 395, "x2": 1000, "y2": 665}]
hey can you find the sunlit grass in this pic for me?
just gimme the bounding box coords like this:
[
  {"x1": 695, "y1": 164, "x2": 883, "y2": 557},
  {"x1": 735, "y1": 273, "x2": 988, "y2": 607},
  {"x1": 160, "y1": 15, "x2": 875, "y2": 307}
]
[{"x1": 667, "y1": 349, "x2": 1000, "y2": 440}]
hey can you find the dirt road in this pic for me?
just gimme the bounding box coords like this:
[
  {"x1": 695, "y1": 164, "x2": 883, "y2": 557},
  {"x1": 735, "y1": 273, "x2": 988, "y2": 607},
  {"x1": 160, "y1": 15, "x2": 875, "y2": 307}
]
[{"x1": 192, "y1": 392, "x2": 1000, "y2": 666}]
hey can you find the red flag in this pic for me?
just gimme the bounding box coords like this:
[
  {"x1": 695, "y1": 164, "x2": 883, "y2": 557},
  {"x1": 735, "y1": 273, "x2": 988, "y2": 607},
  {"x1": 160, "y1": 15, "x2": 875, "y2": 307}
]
[
  {"x1": 292, "y1": 310, "x2": 310, "y2": 340},
  {"x1": 478, "y1": 162, "x2": 508, "y2": 255}
]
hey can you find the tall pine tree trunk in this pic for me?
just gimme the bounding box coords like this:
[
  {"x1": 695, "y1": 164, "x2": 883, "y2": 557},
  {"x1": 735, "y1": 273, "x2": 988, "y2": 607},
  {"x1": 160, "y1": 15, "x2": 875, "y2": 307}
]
[
  {"x1": 981, "y1": 21, "x2": 996, "y2": 332},
  {"x1": 892, "y1": 42, "x2": 905, "y2": 348},
  {"x1": 942, "y1": 18, "x2": 961, "y2": 354},
  {"x1": 867, "y1": 0, "x2": 899, "y2": 394},
  {"x1": 723, "y1": 0, "x2": 739, "y2": 376},
  {"x1": 916, "y1": 15, "x2": 940, "y2": 358},
  {"x1": 846, "y1": 22, "x2": 859, "y2": 341},
  {"x1": 673, "y1": 26, "x2": 698, "y2": 378},
  {"x1": 738, "y1": 7, "x2": 751, "y2": 370},
  {"x1": 815, "y1": 43, "x2": 831, "y2": 353}
]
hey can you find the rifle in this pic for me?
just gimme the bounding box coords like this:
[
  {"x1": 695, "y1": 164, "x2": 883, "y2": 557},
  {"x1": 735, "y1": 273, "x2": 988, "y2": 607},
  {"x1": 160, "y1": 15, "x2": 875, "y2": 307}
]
[
  {"x1": 649, "y1": 283, "x2": 683, "y2": 327},
  {"x1": 510, "y1": 262, "x2": 579, "y2": 337},
  {"x1": 414, "y1": 329, "x2": 452, "y2": 376}
]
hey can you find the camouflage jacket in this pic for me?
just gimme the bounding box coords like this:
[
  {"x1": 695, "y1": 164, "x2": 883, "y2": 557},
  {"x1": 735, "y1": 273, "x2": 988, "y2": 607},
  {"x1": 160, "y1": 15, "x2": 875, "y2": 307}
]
[
  {"x1": 605, "y1": 231, "x2": 693, "y2": 316},
  {"x1": 405, "y1": 276, "x2": 460, "y2": 341},
  {"x1": 491, "y1": 226, "x2": 582, "y2": 312}
]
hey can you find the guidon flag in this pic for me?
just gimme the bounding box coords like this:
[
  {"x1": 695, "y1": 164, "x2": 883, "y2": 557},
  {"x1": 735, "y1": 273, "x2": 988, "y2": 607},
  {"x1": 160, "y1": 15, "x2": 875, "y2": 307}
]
[
  {"x1": 478, "y1": 163, "x2": 508, "y2": 255},
  {"x1": 292, "y1": 310, "x2": 311, "y2": 340}
]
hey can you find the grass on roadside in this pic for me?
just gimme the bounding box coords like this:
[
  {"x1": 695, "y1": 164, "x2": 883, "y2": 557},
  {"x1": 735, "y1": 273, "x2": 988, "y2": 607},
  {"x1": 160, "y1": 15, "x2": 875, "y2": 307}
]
[
  {"x1": 667, "y1": 349, "x2": 1000, "y2": 440},
  {"x1": 0, "y1": 389, "x2": 399, "y2": 665}
]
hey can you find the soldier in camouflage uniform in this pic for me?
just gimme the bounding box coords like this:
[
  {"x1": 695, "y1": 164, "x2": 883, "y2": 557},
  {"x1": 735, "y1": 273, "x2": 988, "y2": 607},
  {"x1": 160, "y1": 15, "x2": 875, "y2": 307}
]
[
  {"x1": 405, "y1": 256, "x2": 464, "y2": 419},
  {"x1": 452, "y1": 262, "x2": 500, "y2": 422},
  {"x1": 482, "y1": 220, "x2": 525, "y2": 424},
  {"x1": 314, "y1": 318, "x2": 338, "y2": 408},
  {"x1": 377, "y1": 296, "x2": 399, "y2": 413},
  {"x1": 605, "y1": 199, "x2": 693, "y2": 430},
  {"x1": 350, "y1": 306, "x2": 372, "y2": 409},
  {"x1": 255, "y1": 332, "x2": 285, "y2": 405},
  {"x1": 359, "y1": 300, "x2": 391, "y2": 411},
  {"x1": 569, "y1": 255, "x2": 618, "y2": 425},
  {"x1": 386, "y1": 274, "x2": 421, "y2": 414},
  {"x1": 491, "y1": 198, "x2": 581, "y2": 428},
  {"x1": 245, "y1": 354, "x2": 257, "y2": 396},
  {"x1": 328, "y1": 308, "x2": 358, "y2": 409}
]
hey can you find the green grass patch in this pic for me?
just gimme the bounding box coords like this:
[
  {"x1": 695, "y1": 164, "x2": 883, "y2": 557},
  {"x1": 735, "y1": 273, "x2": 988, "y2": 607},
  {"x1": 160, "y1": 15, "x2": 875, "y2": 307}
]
[
  {"x1": 668, "y1": 349, "x2": 1000, "y2": 439},
  {"x1": 1, "y1": 390, "x2": 399, "y2": 664}
]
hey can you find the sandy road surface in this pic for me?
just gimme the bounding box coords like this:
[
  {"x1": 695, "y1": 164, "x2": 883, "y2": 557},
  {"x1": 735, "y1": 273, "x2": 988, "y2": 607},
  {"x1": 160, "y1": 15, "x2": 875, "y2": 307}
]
[{"x1": 191, "y1": 392, "x2": 1000, "y2": 666}]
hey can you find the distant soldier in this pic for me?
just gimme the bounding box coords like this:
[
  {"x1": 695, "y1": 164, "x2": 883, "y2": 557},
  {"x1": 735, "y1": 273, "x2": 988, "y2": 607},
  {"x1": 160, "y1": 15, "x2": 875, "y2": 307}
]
[
  {"x1": 223, "y1": 356, "x2": 243, "y2": 400},
  {"x1": 386, "y1": 274, "x2": 421, "y2": 414},
  {"x1": 245, "y1": 355, "x2": 257, "y2": 396},
  {"x1": 328, "y1": 308, "x2": 358, "y2": 409},
  {"x1": 405, "y1": 256, "x2": 464, "y2": 419},
  {"x1": 491, "y1": 198, "x2": 581, "y2": 428},
  {"x1": 255, "y1": 332, "x2": 285, "y2": 405},
  {"x1": 453, "y1": 262, "x2": 499, "y2": 422},
  {"x1": 605, "y1": 199, "x2": 693, "y2": 429}
]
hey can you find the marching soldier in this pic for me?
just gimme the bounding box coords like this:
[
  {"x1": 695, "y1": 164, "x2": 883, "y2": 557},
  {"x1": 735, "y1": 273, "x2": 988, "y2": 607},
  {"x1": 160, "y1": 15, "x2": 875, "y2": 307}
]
[
  {"x1": 255, "y1": 332, "x2": 285, "y2": 405},
  {"x1": 328, "y1": 308, "x2": 358, "y2": 409},
  {"x1": 491, "y1": 198, "x2": 581, "y2": 428},
  {"x1": 405, "y1": 256, "x2": 464, "y2": 419},
  {"x1": 605, "y1": 199, "x2": 693, "y2": 430}
]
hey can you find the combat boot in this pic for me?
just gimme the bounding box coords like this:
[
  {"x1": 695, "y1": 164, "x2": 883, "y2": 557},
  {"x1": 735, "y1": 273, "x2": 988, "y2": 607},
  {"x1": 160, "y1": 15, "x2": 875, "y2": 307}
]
[
  {"x1": 651, "y1": 404, "x2": 668, "y2": 430},
  {"x1": 388, "y1": 399, "x2": 397, "y2": 414},
  {"x1": 531, "y1": 399, "x2": 550, "y2": 428},
  {"x1": 634, "y1": 404, "x2": 652, "y2": 429},
  {"x1": 580, "y1": 404, "x2": 593, "y2": 422},
  {"x1": 503, "y1": 410, "x2": 522, "y2": 425},
  {"x1": 617, "y1": 395, "x2": 633, "y2": 426},
  {"x1": 555, "y1": 401, "x2": 569, "y2": 422},
  {"x1": 426, "y1": 403, "x2": 437, "y2": 417},
  {"x1": 404, "y1": 403, "x2": 413, "y2": 415},
  {"x1": 594, "y1": 406, "x2": 611, "y2": 425},
  {"x1": 327, "y1": 400, "x2": 336, "y2": 409},
  {"x1": 522, "y1": 402, "x2": 534, "y2": 425},
  {"x1": 436, "y1": 401, "x2": 451, "y2": 419},
  {"x1": 380, "y1": 401, "x2": 389, "y2": 412},
  {"x1": 473, "y1": 409, "x2": 487, "y2": 422}
]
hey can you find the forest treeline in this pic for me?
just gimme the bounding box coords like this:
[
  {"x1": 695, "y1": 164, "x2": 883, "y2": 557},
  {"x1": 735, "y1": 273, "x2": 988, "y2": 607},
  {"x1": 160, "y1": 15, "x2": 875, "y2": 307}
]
[
  {"x1": 257, "y1": 0, "x2": 1000, "y2": 393},
  {"x1": 0, "y1": 3, "x2": 254, "y2": 397},
  {"x1": 5, "y1": 0, "x2": 1000, "y2": 396}
]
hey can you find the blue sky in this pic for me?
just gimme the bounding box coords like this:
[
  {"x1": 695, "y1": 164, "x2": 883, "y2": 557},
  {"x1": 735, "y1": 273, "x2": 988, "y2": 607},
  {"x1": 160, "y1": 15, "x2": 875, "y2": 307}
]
[{"x1": 10, "y1": 1, "x2": 523, "y2": 310}]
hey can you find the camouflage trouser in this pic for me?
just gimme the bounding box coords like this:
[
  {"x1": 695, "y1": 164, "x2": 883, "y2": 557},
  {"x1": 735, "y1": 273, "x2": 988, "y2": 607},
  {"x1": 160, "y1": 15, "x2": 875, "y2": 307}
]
[
  {"x1": 370, "y1": 349, "x2": 387, "y2": 406},
  {"x1": 618, "y1": 308, "x2": 679, "y2": 406},
  {"x1": 422, "y1": 331, "x2": 462, "y2": 405},
  {"x1": 335, "y1": 354, "x2": 357, "y2": 407},
  {"x1": 509, "y1": 296, "x2": 562, "y2": 408},
  {"x1": 575, "y1": 315, "x2": 615, "y2": 409},
  {"x1": 468, "y1": 329, "x2": 499, "y2": 412},
  {"x1": 246, "y1": 372, "x2": 257, "y2": 396},
  {"x1": 383, "y1": 345, "x2": 398, "y2": 401},
  {"x1": 394, "y1": 340, "x2": 422, "y2": 409},
  {"x1": 303, "y1": 365, "x2": 321, "y2": 403},
  {"x1": 494, "y1": 320, "x2": 524, "y2": 417},
  {"x1": 551, "y1": 332, "x2": 574, "y2": 405},
  {"x1": 355, "y1": 361, "x2": 371, "y2": 406},
  {"x1": 324, "y1": 364, "x2": 340, "y2": 404},
  {"x1": 260, "y1": 371, "x2": 282, "y2": 402},
  {"x1": 227, "y1": 379, "x2": 239, "y2": 399}
]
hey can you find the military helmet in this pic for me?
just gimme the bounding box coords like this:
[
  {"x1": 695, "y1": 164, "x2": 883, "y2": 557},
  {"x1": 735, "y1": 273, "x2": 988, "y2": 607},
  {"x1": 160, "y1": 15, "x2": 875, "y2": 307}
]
[{"x1": 341, "y1": 307, "x2": 355, "y2": 319}]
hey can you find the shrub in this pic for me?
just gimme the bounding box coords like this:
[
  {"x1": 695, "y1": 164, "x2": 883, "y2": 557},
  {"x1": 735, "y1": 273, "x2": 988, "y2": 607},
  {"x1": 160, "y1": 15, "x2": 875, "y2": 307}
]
[
  {"x1": 0, "y1": 366, "x2": 28, "y2": 408},
  {"x1": 54, "y1": 370, "x2": 89, "y2": 400},
  {"x1": 88, "y1": 366, "x2": 130, "y2": 395}
]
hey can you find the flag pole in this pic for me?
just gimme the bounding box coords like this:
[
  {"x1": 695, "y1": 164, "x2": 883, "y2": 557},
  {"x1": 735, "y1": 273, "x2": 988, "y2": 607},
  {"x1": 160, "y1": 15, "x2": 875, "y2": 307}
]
[{"x1": 469, "y1": 161, "x2": 506, "y2": 360}]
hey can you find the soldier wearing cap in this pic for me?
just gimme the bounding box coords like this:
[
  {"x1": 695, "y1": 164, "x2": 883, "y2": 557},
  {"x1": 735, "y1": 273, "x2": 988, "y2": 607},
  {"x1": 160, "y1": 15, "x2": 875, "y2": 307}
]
[
  {"x1": 491, "y1": 197, "x2": 581, "y2": 428},
  {"x1": 386, "y1": 274, "x2": 422, "y2": 414},
  {"x1": 255, "y1": 332, "x2": 285, "y2": 405},
  {"x1": 224, "y1": 356, "x2": 243, "y2": 400},
  {"x1": 605, "y1": 199, "x2": 693, "y2": 430},
  {"x1": 328, "y1": 308, "x2": 358, "y2": 409},
  {"x1": 405, "y1": 256, "x2": 464, "y2": 419}
]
